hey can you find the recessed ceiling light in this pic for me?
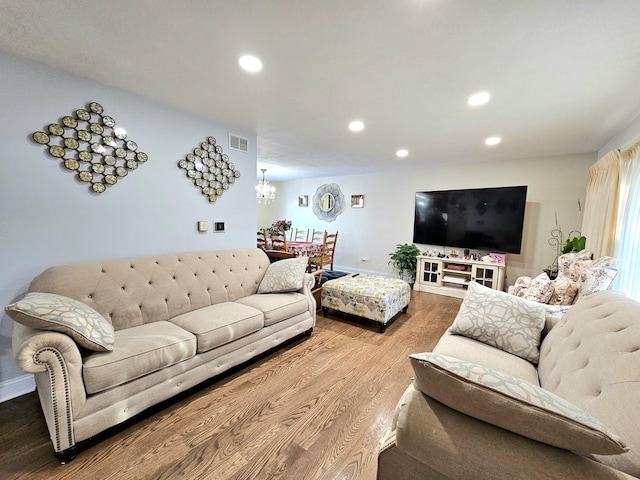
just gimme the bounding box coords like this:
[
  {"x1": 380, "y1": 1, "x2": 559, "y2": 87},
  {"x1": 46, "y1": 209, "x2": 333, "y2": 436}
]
[
  {"x1": 396, "y1": 149, "x2": 409, "y2": 158},
  {"x1": 348, "y1": 120, "x2": 364, "y2": 132},
  {"x1": 468, "y1": 92, "x2": 491, "y2": 106},
  {"x1": 485, "y1": 136, "x2": 501, "y2": 146},
  {"x1": 238, "y1": 55, "x2": 263, "y2": 73}
]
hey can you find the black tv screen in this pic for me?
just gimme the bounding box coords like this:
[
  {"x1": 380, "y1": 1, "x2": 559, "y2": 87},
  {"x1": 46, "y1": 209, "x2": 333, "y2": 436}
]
[{"x1": 413, "y1": 185, "x2": 528, "y2": 254}]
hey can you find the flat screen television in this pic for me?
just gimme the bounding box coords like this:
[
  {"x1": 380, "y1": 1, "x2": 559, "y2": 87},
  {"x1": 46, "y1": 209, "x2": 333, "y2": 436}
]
[{"x1": 413, "y1": 185, "x2": 528, "y2": 254}]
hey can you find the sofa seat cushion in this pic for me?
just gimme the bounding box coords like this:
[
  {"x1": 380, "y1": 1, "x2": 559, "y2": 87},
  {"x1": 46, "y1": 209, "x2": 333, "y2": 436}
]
[
  {"x1": 434, "y1": 331, "x2": 539, "y2": 384},
  {"x1": 83, "y1": 321, "x2": 196, "y2": 394},
  {"x1": 236, "y1": 292, "x2": 308, "y2": 326},
  {"x1": 170, "y1": 302, "x2": 264, "y2": 353}
]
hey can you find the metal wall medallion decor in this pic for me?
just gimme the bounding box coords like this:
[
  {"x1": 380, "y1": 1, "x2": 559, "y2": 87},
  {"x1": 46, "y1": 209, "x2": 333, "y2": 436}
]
[
  {"x1": 177, "y1": 136, "x2": 240, "y2": 203},
  {"x1": 312, "y1": 183, "x2": 345, "y2": 222},
  {"x1": 32, "y1": 102, "x2": 148, "y2": 194}
]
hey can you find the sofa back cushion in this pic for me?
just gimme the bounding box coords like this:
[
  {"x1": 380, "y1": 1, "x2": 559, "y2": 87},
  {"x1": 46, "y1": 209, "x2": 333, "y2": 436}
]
[
  {"x1": 28, "y1": 249, "x2": 271, "y2": 330},
  {"x1": 538, "y1": 291, "x2": 640, "y2": 477}
]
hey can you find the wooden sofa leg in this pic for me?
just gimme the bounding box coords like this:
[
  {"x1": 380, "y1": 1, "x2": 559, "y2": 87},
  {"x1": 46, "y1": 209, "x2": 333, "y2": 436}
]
[
  {"x1": 54, "y1": 444, "x2": 78, "y2": 464},
  {"x1": 304, "y1": 328, "x2": 313, "y2": 337}
]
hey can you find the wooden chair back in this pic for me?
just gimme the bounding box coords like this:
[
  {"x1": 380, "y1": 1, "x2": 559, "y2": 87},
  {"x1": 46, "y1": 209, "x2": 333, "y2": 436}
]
[
  {"x1": 311, "y1": 229, "x2": 324, "y2": 243},
  {"x1": 257, "y1": 229, "x2": 267, "y2": 250},
  {"x1": 309, "y1": 231, "x2": 338, "y2": 271},
  {"x1": 270, "y1": 231, "x2": 288, "y2": 251},
  {"x1": 293, "y1": 228, "x2": 309, "y2": 242}
]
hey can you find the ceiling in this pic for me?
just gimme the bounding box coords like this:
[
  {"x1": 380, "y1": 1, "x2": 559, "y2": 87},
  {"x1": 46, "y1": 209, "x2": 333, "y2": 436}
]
[{"x1": 1, "y1": 0, "x2": 640, "y2": 181}]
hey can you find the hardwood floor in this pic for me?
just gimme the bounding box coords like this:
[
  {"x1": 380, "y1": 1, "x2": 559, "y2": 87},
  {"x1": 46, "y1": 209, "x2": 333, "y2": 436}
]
[{"x1": 0, "y1": 291, "x2": 461, "y2": 480}]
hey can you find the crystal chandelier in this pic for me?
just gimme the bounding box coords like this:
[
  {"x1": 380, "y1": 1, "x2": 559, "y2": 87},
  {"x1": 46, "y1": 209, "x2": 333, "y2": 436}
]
[{"x1": 256, "y1": 168, "x2": 276, "y2": 204}]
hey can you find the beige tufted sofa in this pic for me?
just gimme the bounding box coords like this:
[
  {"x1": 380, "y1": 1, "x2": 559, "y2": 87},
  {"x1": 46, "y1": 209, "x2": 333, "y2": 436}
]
[
  {"x1": 11, "y1": 248, "x2": 315, "y2": 463},
  {"x1": 378, "y1": 290, "x2": 640, "y2": 479}
]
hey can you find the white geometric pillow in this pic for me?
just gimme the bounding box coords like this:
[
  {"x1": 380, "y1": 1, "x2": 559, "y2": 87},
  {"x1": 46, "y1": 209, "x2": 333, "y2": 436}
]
[
  {"x1": 258, "y1": 257, "x2": 308, "y2": 294},
  {"x1": 409, "y1": 352, "x2": 628, "y2": 455},
  {"x1": 5, "y1": 292, "x2": 115, "y2": 351},
  {"x1": 449, "y1": 282, "x2": 545, "y2": 363}
]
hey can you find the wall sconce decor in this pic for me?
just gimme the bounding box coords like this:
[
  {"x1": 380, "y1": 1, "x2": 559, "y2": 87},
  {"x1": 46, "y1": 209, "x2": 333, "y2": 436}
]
[
  {"x1": 32, "y1": 102, "x2": 148, "y2": 194},
  {"x1": 298, "y1": 195, "x2": 309, "y2": 207},
  {"x1": 351, "y1": 194, "x2": 365, "y2": 208},
  {"x1": 178, "y1": 136, "x2": 240, "y2": 203}
]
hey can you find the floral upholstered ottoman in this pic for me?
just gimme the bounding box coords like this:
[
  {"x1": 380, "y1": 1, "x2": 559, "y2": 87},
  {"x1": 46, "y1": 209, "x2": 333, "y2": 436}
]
[{"x1": 321, "y1": 274, "x2": 411, "y2": 332}]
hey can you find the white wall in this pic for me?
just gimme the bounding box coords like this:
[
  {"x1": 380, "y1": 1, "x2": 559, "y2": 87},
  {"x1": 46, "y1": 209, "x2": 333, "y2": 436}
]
[
  {"x1": 0, "y1": 53, "x2": 257, "y2": 398},
  {"x1": 260, "y1": 153, "x2": 595, "y2": 285}
]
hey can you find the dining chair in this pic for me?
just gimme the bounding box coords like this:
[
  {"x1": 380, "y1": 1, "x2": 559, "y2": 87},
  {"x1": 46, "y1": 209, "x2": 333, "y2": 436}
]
[
  {"x1": 270, "y1": 231, "x2": 289, "y2": 251},
  {"x1": 257, "y1": 229, "x2": 267, "y2": 250},
  {"x1": 311, "y1": 229, "x2": 324, "y2": 244},
  {"x1": 293, "y1": 228, "x2": 309, "y2": 242},
  {"x1": 308, "y1": 231, "x2": 338, "y2": 272}
]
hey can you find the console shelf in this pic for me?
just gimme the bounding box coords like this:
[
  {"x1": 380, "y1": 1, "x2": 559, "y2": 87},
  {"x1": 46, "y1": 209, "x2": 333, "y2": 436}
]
[{"x1": 414, "y1": 256, "x2": 505, "y2": 298}]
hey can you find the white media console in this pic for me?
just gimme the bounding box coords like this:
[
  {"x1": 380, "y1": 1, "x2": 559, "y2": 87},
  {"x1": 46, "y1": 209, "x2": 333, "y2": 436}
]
[{"x1": 414, "y1": 255, "x2": 505, "y2": 298}]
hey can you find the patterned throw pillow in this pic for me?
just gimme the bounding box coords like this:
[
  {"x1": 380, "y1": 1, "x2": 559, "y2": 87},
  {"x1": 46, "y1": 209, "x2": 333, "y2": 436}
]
[
  {"x1": 556, "y1": 252, "x2": 577, "y2": 278},
  {"x1": 576, "y1": 267, "x2": 618, "y2": 302},
  {"x1": 258, "y1": 257, "x2": 308, "y2": 294},
  {"x1": 5, "y1": 292, "x2": 114, "y2": 351},
  {"x1": 409, "y1": 352, "x2": 628, "y2": 455},
  {"x1": 510, "y1": 276, "x2": 531, "y2": 298},
  {"x1": 522, "y1": 272, "x2": 555, "y2": 304},
  {"x1": 548, "y1": 275, "x2": 579, "y2": 306},
  {"x1": 591, "y1": 256, "x2": 619, "y2": 269},
  {"x1": 568, "y1": 259, "x2": 593, "y2": 282},
  {"x1": 449, "y1": 282, "x2": 545, "y2": 363}
]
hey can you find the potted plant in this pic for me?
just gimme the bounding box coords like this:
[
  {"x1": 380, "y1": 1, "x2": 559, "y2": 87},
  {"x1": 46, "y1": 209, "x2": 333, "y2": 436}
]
[
  {"x1": 561, "y1": 234, "x2": 587, "y2": 254},
  {"x1": 389, "y1": 243, "x2": 421, "y2": 284}
]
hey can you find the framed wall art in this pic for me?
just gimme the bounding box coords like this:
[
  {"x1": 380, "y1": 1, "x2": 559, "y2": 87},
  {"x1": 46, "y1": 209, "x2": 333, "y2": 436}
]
[{"x1": 31, "y1": 101, "x2": 148, "y2": 194}]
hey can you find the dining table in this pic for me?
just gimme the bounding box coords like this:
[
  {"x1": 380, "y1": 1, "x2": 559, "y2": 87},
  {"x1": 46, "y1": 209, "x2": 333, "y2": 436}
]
[{"x1": 287, "y1": 241, "x2": 322, "y2": 257}]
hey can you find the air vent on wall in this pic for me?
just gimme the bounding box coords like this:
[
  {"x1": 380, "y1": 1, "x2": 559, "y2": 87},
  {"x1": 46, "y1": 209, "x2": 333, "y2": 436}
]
[{"x1": 228, "y1": 133, "x2": 249, "y2": 153}]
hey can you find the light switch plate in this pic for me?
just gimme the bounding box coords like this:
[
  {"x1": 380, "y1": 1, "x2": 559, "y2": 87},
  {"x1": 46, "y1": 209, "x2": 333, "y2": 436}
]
[
  {"x1": 197, "y1": 221, "x2": 208, "y2": 232},
  {"x1": 214, "y1": 222, "x2": 225, "y2": 232}
]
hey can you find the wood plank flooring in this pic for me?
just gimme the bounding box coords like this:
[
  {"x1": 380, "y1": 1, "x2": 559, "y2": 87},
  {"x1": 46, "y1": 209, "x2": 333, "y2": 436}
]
[{"x1": 0, "y1": 291, "x2": 461, "y2": 480}]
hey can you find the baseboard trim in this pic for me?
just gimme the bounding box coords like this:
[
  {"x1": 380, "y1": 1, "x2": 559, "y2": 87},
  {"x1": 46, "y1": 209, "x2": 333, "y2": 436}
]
[{"x1": 0, "y1": 374, "x2": 35, "y2": 403}]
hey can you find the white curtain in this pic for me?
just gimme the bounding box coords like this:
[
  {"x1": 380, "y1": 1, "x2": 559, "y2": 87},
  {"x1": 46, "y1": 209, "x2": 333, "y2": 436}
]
[
  {"x1": 581, "y1": 150, "x2": 621, "y2": 258},
  {"x1": 614, "y1": 143, "x2": 640, "y2": 301}
]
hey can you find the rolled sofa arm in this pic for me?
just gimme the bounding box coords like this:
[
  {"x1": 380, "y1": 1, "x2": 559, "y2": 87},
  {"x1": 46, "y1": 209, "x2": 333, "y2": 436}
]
[
  {"x1": 12, "y1": 322, "x2": 86, "y2": 459},
  {"x1": 300, "y1": 273, "x2": 318, "y2": 322}
]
